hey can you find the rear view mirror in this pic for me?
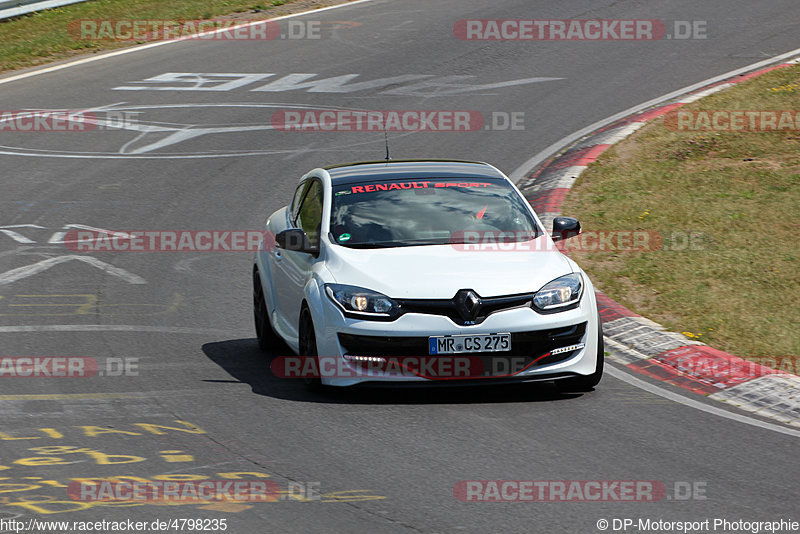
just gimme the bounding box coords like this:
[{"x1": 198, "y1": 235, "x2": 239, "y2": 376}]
[
  {"x1": 552, "y1": 217, "x2": 581, "y2": 242},
  {"x1": 276, "y1": 229, "x2": 316, "y2": 254}
]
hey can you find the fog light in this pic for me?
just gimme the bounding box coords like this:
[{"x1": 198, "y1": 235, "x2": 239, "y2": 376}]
[
  {"x1": 551, "y1": 343, "x2": 585, "y2": 355},
  {"x1": 343, "y1": 355, "x2": 386, "y2": 363}
]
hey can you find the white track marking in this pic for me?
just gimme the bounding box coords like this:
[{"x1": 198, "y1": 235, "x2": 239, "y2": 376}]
[
  {"x1": 599, "y1": 121, "x2": 646, "y2": 145},
  {"x1": 605, "y1": 364, "x2": 800, "y2": 439},
  {"x1": 115, "y1": 72, "x2": 276, "y2": 92},
  {"x1": 0, "y1": 255, "x2": 146, "y2": 284},
  {"x1": 514, "y1": 48, "x2": 800, "y2": 436},
  {"x1": 677, "y1": 83, "x2": 734, "y2": 104},
  {"x1": 0, "y1": 324, "x2": 247, "y2": 334},
  {"x1": 48, "y1": 224, "x2": 132, "y2": 244},
  {"x1": 510, "y1": 47, "x2": 800, "y2": 183},
  {"x1": 0, "y1": 225, "x2": 45, "y2": 244},
  {"x1": 0, "y1": 102, "x2": 414, "y2": 158},
  {"x1": 0, "y1": 0, "x2": 383, "y2": 87},
  {"x1": 2, "y1": 0, "x2": 797, "y2": 438}
]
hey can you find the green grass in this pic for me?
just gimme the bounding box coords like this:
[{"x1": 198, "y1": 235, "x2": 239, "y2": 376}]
[
  {"x1": 0, "y1": 0, "x2": 345, "y2": 73},
  {"x1": 562, "y1": 64, "x2": 800, "y2": 358}
]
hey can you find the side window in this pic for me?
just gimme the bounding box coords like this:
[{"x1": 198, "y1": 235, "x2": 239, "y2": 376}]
[
  {"x1": 295, "y1": 180, "x2": 323, "y2": 247},
  {"x1": 290, "y1": 181, "x2": 310, "y2": 222}
]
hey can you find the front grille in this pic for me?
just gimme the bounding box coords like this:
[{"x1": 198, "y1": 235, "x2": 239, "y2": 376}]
[
  {"x1": 337, "y1": 322, "x2": 587, "y2": 378},
  {"x1": 396, "y1": 293, "x2": 533, "y2": 325}
]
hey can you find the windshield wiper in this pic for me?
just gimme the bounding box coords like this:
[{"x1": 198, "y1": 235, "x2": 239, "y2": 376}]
[
  {"x1": 340, "y1": 240, "x2": 449, "y2": 249},
  {"x1": 340, "y1": 241, "x2": 407, "y2": 249}
]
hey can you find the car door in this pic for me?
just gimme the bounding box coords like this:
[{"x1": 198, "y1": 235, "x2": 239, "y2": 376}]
[{"x1": 271, "y1": 179, "x2": 323, "y2": 338}]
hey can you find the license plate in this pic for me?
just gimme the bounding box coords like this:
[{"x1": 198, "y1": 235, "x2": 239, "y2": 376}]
[{"x1": 428, "y1": 333, "x2": 511, "y2": 355}]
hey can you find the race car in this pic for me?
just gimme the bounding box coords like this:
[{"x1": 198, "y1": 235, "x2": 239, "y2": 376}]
[{"x1": 253, "y1": 160, "x2": 603, "y2": 389}]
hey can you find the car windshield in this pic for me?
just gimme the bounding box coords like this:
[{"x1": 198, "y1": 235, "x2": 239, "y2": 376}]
[{"x1": 330, "y1": 177, "x2": 540, "y2": 248}]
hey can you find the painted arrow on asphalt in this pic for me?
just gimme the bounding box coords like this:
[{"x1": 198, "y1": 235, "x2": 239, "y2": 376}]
[
  {"x1": 0, "y1": 256, "x2": 146, "y2": 285},
  {"x1": 0, "y1": 224, "x2": 46, "y2": 244}
]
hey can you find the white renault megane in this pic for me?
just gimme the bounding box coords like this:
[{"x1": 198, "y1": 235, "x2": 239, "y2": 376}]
[{"x1": 253, "y1": 160, "x2": 603, "y2": 389}]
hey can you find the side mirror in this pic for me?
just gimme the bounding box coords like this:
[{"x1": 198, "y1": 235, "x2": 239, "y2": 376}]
[
  {"x1": 276, "y1": 229, "x2": 317, "y2": 254},
  {"x1": 552, "y1": 217, "x2": 581, "y2": 242}
]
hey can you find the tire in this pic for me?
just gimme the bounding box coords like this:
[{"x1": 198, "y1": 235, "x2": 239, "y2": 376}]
[
  {"x1": 299, "y1": 307, "x2": 323, "y2": 391},
  {"x1": 253, "y1": 268, "x2": 278, "y2": 352},
  {"x1": 555, "y1": 315, "x2": 604, "y2": 392}
]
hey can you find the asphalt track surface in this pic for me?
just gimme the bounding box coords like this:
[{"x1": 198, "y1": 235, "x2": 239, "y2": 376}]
[{"x1": 0, "y1": 0, "x2": 799, "y2": 532}]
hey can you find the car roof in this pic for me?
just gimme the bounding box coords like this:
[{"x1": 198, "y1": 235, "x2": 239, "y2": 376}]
[{"x1": 323, "y1": 159, "x2": 507, "y2": 184}]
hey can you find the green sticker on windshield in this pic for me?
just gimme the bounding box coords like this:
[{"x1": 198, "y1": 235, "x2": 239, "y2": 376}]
[{"x1": 339, "y1": 233, "x2": 351, "y2": 242}]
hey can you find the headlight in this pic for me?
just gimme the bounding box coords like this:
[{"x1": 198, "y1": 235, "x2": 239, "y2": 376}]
[
  {"x1": 533, "y1": 273, "x2": 583, "y2": 311},
  {"x1": 325, "y1": 284, "x2": 400, "y2": 318}
]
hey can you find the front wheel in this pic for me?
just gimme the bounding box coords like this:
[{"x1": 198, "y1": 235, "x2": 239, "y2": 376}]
[{"x1": 555, "y1": 316, "x2": 604, "y2": 392}]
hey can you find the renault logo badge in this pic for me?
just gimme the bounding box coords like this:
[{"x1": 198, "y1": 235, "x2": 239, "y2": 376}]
[{"x1": 455, "y1": 289, "x2": 482, "y2": 322}]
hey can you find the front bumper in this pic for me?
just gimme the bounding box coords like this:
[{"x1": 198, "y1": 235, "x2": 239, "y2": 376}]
[{"x1": 310, "y1": 288, "x2": 600, "y2": 387}]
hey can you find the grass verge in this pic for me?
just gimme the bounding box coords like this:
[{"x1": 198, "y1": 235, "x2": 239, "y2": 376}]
[
  {"x1": 562, "y1": 64, "x2": 800, "y2": 358},
  {"x1": 0, "y1": 0, "x2": 354, "y2": 74}
]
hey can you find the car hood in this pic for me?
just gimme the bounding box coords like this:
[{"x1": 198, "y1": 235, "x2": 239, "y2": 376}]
[{"x1": 323, "y1": 235, "x2": 574, "y2": 299}]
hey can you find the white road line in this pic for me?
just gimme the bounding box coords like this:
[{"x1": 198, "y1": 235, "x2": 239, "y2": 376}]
[
  {"x1": 677, "y1": 83, "x2": 734, "y2": 104},
  {"x1": 48, "y1": 223, "x2": 132, "y2": 244},
  {"x1": 0, "y1": 0, "x2": 383, "y2": 87},
  {"x1": 0, "y1": 255, "x2": 146, "y2": 284},
  {"x1": 0, "y1": 390, "x2": 206, "y2": 400},
  {"x1": 3, "y1": 0, "x2": 797, "y2": 438},
  {"x1": 509, "y1": 47, "x2": 800, "y2": 183},
  {"x1": 599, "y1": 121, "x2": 646, "y2": 145},
  {"x1": 0, "y1": 324, "x2": 248, "y2": 334},
  {"x1": 605, "y1": 364, "x2": 800, "y2": 439},
  {"x1": 514, "y1": 48, "x2": 800, "y2": 436},
  {"x1": 0, "y1": 225, "x2": 44, "y2": 244}
]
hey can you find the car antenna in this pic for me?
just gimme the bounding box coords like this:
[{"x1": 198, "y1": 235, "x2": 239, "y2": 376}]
[{"x1": 384, "y1": 130, "x2": 391, "y2": 163}]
